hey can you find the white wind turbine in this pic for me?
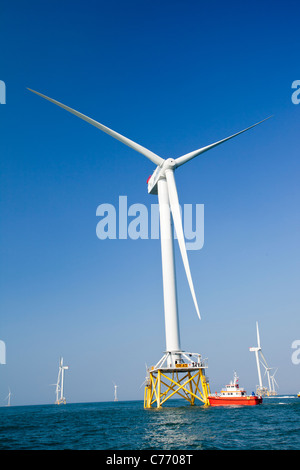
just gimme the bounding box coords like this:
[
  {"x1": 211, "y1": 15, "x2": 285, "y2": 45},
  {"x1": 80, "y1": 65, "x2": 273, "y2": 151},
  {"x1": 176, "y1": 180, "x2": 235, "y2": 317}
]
[
  {"x1": 113, "y1": 382, "x2": 118, "y2": 401},
  {"x1": 261, "y1": 363, "x2": 278, "y2": 395},
  {"x1": 28, "y1": 88, "x2": 270, "y2": 406},
  {"x1": 249, "y1": 321, "x2": 263, "y2": 393},
  {"x1": 55, "y1": 357, "x2": 69, "y2": 405},
  {"x1": 261, "y1": 361, "x2": 271, "y2": 389},
  {"x1": 249, "y1": 321, "x2": 270, "y2": 396},
  {"x1": 270, "y1": 368, "x2": 279, "y2": 395},
  {"x1": 5, "y1": 388, "x2": 11, "y2": 406}
]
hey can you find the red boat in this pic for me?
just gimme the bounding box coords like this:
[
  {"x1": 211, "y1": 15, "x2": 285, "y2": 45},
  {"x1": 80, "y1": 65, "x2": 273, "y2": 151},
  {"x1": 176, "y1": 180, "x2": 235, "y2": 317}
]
[{"x1": 208, "y1": 372, "x2": 263, "y2": 406}]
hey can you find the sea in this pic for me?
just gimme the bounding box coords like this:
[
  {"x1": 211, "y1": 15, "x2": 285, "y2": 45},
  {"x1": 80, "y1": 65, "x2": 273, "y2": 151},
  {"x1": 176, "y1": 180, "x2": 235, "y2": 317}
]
[{"x1": 0, "y1": 396, "x2": 299, "y2": 455}]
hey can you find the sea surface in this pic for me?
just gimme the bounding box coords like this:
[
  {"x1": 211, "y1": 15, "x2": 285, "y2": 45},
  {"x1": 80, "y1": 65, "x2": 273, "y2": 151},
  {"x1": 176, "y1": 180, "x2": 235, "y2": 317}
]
[{"x1": 0, "y1": 396, "x2": 299, "y2": 450}]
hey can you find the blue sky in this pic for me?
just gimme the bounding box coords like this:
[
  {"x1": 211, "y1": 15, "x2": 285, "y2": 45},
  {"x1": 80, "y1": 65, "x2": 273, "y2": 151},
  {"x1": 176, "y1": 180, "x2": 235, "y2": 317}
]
[{"x1": 0, "y1": 0, "x2": 299, "y2": 405}]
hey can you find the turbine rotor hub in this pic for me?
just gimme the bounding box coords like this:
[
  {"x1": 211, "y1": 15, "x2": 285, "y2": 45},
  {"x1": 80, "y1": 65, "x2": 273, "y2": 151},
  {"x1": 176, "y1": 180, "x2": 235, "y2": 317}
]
[{"x1": 162, "y1": 158, "x2": 176, "y2": 171}]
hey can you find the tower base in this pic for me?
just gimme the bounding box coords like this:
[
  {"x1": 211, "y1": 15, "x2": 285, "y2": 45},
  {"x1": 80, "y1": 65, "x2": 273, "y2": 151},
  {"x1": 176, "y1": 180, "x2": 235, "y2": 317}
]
[
  {"x1": 144, "y1": 351, "x2": 210, "y2": 408},
  {"x1": 256, "y1": 386, "x2": 277, "y2": 397},
  {"x1": 55, "y1": 398, "x2": 66, "y2": 405}
]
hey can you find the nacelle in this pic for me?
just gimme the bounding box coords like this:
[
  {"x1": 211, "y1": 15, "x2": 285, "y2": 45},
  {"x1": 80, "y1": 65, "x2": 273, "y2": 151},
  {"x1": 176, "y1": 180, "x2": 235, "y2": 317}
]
[{"x1": 147, "y1": 159, "x2": 176, "y2": 195}]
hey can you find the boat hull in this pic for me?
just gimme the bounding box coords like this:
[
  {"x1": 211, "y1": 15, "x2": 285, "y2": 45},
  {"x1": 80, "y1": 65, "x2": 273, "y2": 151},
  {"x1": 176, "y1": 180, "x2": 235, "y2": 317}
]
[{"x1": 208, "y1": 395, "x2": 262, "y2": 406}]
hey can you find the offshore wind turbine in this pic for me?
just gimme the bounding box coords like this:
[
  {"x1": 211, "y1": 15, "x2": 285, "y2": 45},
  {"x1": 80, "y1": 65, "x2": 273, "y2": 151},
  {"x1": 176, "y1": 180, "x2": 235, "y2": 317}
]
[
  {"x1": 261, "y1": 361, "x2": 272, "y2": 391},
  {"x1": 55, "y1": 357, "x2": 69, "y2": 405},
  {"x1": 28, "y1": 88, "x2": 270, "y2": 407},
  {"x1": 261, "y1": 362, "x2": 278, "y2": 395},
  {"x1": 249, "y1": 321, "x2": 265, "y2": 395},
  {"x1": 5, "y1": 388, "x2": 11, "y2": 406},
  {"x1": 249, "y1": 321, "x2": 272, "y2": 396},
  {"x1": 270, "y1": 368, "x2": 279, "y2": 395},
  {"x1": 113, "y1": 382, "x2": 118, "y2": 402}
]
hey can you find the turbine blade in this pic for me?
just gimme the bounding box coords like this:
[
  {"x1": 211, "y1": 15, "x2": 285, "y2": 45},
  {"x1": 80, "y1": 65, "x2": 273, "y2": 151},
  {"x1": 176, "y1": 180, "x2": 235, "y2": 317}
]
[
  {"x1": 165, "y1": 169, "x2": 201, "y2": 320},
  {"x1": 259, "y1": 350, "x2": 269, "y2": 368},
  {"x1": 260, "y1": 361, "x2": 267, "y2": 371},
  {"x1": 256, "y1": 321, "x2": 261, "y2": 349},
  {"x1": 28, "y1": 88, "x2": 164, "y2": 167},
  {"x1": 174, "y1": 116, "x2": 272, "y2": 168}
]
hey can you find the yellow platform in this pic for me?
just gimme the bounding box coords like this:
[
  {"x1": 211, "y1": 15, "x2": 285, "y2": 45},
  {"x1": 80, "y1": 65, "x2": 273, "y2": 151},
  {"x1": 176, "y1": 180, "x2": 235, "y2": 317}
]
[{"x1": 144, "y1": 365, "x2": 210, "y2": 408}]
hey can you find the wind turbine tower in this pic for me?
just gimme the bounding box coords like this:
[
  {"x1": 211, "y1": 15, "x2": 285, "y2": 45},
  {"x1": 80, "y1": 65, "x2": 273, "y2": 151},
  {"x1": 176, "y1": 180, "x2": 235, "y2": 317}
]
[
  {"x1": 55, "y1": 357, "x2": 69, "y2": 405},
  {"x1": 28, "y1": 88, "x2": 270, "y2": 408}
]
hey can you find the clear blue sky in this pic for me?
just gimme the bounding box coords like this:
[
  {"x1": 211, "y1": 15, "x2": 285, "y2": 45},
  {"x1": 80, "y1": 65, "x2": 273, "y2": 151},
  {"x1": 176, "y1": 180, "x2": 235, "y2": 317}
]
[{"x1": 0, "y1": 0, "x2": 299, "y2": 405}]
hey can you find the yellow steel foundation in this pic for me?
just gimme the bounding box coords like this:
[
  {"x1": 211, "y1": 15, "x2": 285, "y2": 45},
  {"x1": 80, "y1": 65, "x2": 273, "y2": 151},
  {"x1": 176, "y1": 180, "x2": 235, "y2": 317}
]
[{"x1": 144, "y1": 367, "x2": 211, "y2": 408}]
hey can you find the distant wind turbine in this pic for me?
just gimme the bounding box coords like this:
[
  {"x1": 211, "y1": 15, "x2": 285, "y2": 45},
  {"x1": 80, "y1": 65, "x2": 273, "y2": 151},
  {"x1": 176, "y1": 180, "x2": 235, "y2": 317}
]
[
  {"x1": 113, "y1": 382, "x2": 118, "y2": 402},
  {"x1": 270, "y1": 368, "x2": 279, "y2": 395},
  {"x1": 5, "y1": 388, "x2": 11, "y2": 406},
  {"x1": 250, "y1": 321, "x2": 277, "y2": 396},
  {"x1": 55, "y1": 357, "x2": 69, "y2": 405}
]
